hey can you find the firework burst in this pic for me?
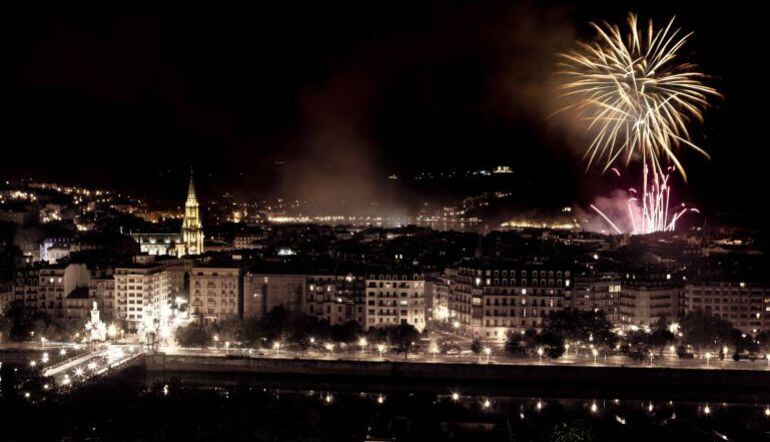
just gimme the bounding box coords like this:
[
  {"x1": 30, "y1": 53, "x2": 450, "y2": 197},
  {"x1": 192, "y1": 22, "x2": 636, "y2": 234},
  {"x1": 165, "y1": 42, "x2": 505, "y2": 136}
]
[
  {"x1": 558, "y1": 13, "x2": 718, "y2": 181},
  {"x1": 557, "y1": 13, "x2": 718, "y2": 234}
]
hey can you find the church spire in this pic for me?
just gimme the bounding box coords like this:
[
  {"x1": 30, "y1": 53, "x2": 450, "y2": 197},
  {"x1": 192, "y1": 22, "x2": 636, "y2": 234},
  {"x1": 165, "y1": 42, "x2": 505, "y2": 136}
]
[
  {"x1": 181, "y1": 167, "x2": 204, "y2": 256},
  {"x1": 186, "y1": 167, "x2": 197, "y2": 203}
]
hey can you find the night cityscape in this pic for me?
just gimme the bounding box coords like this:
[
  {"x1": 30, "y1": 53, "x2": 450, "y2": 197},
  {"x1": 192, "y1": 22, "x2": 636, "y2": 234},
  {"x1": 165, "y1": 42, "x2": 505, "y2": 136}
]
[{"x1": 1, "y1": 2, "x2": 769, "y2": 441}]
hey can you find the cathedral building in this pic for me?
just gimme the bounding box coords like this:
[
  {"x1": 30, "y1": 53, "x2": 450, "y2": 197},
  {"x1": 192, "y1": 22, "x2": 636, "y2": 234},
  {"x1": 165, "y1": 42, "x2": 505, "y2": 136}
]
[
  {"x1": 131, "y1": 170, "x2": 204, "y2": 257},
  {"x1": 181, "y1": 171, "x2": 204, "y2": 256}
]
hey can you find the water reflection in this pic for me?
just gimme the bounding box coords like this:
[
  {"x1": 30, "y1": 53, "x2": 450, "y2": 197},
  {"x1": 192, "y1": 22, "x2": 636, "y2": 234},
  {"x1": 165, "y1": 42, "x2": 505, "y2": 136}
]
[{"x1": 143, "y1": 371, "x2": 770, "y2": 441}]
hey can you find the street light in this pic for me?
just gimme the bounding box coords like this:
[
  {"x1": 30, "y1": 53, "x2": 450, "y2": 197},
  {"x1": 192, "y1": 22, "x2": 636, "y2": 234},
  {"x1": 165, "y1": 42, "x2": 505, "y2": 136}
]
[
  {"x1": 107, "y1": 324, "x2": 118, "y2": 340},
  {"x1": 705, "y1": 352, "x2": 712, "y2": 368},
  {"x1": 537, "y1": 347, "x2": 544, "y2": 362},
  {"x1": 358, "y1": 337, "x2": 368, "y2": 352},
  {"x1": 483, "y1": 347, "x2": 492, "y2": 363},
  {"x1": 429, "y1": 343, "x2": 439, "y2": 361},
  {"x1": 273, "y1": 341, "x2": 281, "y2": 355},
  {"x1": 592, "y1": 348, "x2": 599, "y2": 364},
  {"x1": 377, "y1": 343, "x2": 386, "y2": 358}
]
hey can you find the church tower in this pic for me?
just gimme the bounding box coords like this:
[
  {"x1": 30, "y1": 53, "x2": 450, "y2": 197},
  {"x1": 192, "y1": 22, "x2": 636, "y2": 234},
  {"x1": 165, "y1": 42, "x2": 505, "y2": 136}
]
[{"x1": 181, "y1": 169, "x2": 204, "y2": 256}]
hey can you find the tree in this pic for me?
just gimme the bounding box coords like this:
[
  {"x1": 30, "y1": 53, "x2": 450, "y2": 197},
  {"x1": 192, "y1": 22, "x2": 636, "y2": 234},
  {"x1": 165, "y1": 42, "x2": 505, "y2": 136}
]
[
  {"x1": 504, "y1": 328, "x2": 565, "y2": 358},
  {"x1": 505, "y1": 329, "x2": 538, "y2": 357},
  {"x1": 211, "y1": 317, "x2": 244, "y2": 343},
  {"x1": 470, "y1": 339, "x2": 482, "y2": 354},
  {"x1": 386, "y1": 323, "x2": 420, "y2": 359},
  {"x1": 535, "y1": 331, "x2": 566, "y2": 359},
  {"x1": 679, "y1": 310, "x2": 738, "y2": 353},
  {"x1": 545, "y1": 309, "x2": 616, "y2": 349},
  {"x1": 330, "y1": 320, "x2": 361, "y2": 344},
  {"x1": 175, "y1": 323, "x2": 212, "y2": 347}
]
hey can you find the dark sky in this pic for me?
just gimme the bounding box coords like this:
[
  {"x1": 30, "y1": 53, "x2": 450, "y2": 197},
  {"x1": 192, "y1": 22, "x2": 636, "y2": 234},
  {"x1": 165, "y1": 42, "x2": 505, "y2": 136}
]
[{"x1": 1, "y1": 1, "x2": 765, "y2": 217}]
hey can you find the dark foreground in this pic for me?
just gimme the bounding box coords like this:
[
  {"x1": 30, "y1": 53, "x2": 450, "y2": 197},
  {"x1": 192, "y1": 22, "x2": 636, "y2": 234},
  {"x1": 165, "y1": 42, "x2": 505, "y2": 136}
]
[{"x1": 3, "y1": 363, "x2": 770, "y2": 441}]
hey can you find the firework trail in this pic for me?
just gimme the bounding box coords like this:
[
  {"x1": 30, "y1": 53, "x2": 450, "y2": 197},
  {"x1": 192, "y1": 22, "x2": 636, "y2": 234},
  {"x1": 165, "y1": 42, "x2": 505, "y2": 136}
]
[{"x1": 557, "y1": 13, "x2": 718, "y2": 234}]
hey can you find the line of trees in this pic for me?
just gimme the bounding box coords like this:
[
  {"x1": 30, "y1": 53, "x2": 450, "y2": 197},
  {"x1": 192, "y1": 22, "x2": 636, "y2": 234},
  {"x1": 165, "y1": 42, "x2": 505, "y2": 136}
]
[
  {"x1": 175, "y1": 306, "x2": 424, "y2": 357},
  {"x1": 503, "y1": 308, "x2": 769, "y2": 361},
  {"x1": 1, "y1": 304, "x2": 86, "y2": 342}
]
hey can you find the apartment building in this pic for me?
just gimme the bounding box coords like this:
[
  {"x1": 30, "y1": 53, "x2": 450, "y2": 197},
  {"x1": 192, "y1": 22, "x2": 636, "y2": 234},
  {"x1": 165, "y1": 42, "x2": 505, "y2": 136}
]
[
  {"x1": 114, "y1": 264, "x2": 170, "y2": 332},
  {"x1": 364, "y1": 271, "x2": 426, "y2": 331},
  {"x1": 448, "y1": 260, "x2": 571, "y2": 341},
  {"x1": 190, "y1": 265, "x2": 243, "y2": 324},
  {"x1": 306, "y1": 273, "x2": 365, "y2": 326}
]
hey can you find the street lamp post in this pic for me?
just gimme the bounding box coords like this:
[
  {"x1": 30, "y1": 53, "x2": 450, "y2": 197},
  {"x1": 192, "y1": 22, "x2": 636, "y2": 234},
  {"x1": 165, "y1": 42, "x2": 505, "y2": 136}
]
[
  {"x1": 705, "y1": 352, "x2": 712, "y2": 368},
  {"x1": 358, "y1": 337, "x2": 368, "y2": 353},
  {"x1": 483, "y1": 347, "x2": 492, "y2": 363},
  {"x1": 377, "y1": 343, "x2": 386, "y2": 359},
  {"x1": 537, "y1": 347, "x2": 544, "y2": 363},
  {"x1": 592, "y1": 348, "x2": 598, "y2": 365},
  {"x1": 430, "y1": 343, "x2": 439, "y2": 361}
]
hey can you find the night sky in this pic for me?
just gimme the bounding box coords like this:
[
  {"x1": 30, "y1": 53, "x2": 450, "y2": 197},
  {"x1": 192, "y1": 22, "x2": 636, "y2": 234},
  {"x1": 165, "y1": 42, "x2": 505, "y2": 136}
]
[{"x1": 1, "y1": 1, "x2": 765, "y2": 217}]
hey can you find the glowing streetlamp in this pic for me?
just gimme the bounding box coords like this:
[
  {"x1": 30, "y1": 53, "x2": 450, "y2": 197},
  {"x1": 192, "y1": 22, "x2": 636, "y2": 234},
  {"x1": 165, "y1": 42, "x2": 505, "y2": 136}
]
[
  {"x1": 537, "y1": 347, "x2": 544, "y2": 362},
  {"x1": 40, "y1": 336, "x2": 47, "y2": 348},
  {"x1": 324, "y1": 342, "x2": 335, "y2": 353},
  {"x1": 430, "y1": 343, "x2": 440, "y2": 361},
  {"x1": 358, "y1": 337, "x2": 368, "y2": 352},
  {"x1": 705, "y1": 352, "x2": 712, "y2": 368},
  {"x1": 592, "y1": 348, "x2": 599, "y2": 364},
  {"x1": 377, "y1": 343, "x2": 386, "y2": 358},
  {"x1": 451, "y1": 392, "x2": 460, "y2": 401},
  {"x1": 107, "y1": 324, "x2": 118, "y2": 340},
  {"x1": 273, "y1": 341, "x2": 281, "y2": 355},
  {"x1": 483, "y1": 347, "x2": 492, "y2": 363}
]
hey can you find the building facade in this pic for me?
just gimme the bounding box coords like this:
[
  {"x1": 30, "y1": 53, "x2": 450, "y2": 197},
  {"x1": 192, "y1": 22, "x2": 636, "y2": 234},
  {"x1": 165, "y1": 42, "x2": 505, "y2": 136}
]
[
  {"x1": 243, "y1": 273, "x2": 306, "y2": 317},
  {"x1": 448, "y1": 261, "x2": 571, "y2": 341},
  {"x1": 617, "y1": 273, "x2": 680, "y2": 329},
  {"x1": 572, "y1": 272, "x2": 622, "y2": 322},
  {"x1": 305, "y1": 273, "x2": 365, "y2": 326},
  {"x1": 364, "y1": 272, "x2": 426, "y2": 331},
  {"x1": 684, "y1": 280, "x2": 770, "y2": 335},
  {"x1": 190, "y1": 265, "x2": 243, "y2": 324},
  {"x1": 114, "y1": 265, "x2": 170, "y2": 332}
]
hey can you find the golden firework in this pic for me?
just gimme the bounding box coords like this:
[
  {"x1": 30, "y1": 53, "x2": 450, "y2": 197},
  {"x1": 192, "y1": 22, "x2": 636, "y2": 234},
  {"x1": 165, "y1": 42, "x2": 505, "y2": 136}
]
[{"x1": 557, "y1": 13, "x2": 719, "y2": 181}]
